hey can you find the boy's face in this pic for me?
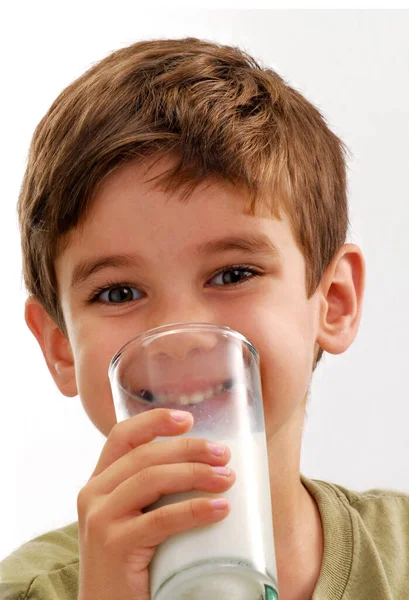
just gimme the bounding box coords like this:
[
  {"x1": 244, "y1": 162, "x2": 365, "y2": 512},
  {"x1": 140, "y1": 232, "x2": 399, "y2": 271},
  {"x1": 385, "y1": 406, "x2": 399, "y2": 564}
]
[{"x1": 54, "y1": 156, "x2": 322, "y2": 440}]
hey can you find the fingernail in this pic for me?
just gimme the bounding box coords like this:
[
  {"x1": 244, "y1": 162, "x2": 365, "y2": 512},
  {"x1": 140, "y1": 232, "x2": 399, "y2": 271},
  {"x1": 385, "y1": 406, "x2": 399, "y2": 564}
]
[
  {"x1": 207, "y1": 442, "x2": 227, "y2": 456},
  {"x1": 212, "y1": 466, "x2": 231, "y2": 476},
  {"x1": 170, "y1": 410, "x2": 190, "y2": 422},
  {"x1": 210, "y1": 498, "x2": 229, "y2": 510}
]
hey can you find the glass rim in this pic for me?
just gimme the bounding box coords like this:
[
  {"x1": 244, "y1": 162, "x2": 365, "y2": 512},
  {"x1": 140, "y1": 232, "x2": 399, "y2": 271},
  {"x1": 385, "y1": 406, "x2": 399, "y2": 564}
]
[{"x1": 108, "y1": 321, "x2": 258, "y2": 375}]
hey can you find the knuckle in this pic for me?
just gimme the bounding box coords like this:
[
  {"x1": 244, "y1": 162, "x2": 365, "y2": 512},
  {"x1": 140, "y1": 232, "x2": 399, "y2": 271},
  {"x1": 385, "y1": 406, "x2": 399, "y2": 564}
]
[
  {"x1": 85, "y1": 505, "x2": 105, "y2": 536},
  {"x1": 77, "y1": 486, "x2": 91, "y2": 517},
  {"x1": 188, "y1": 461, "x2": 200, "y2": 479},
  {"x1": 107, "y1": 422, "x2": 124, "y2": 444},
  {"x1": 152, "y1": 505, "x2": 168, "y2": 531},
  {"x1": 137, "y1": 466, "x2": 153, "y2": 488},
  {"x1": 187, "y1": 498, "x2": 201, "y2": 521},
  {"x1": 99, "y1": 525, "x2": 119, "y2": 553},
  {"x1": 183, "y1": 436, "x2": 196, "y2": 455},
  {"x1": 79, "y1": 493, "x2": 109, "y2": 537}
]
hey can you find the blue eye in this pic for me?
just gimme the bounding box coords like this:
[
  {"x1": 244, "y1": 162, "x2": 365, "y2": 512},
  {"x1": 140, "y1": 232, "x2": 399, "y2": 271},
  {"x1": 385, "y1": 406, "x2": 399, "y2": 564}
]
[{"x1": 93, "y1": 285, "x2": 142, "y2": 304}]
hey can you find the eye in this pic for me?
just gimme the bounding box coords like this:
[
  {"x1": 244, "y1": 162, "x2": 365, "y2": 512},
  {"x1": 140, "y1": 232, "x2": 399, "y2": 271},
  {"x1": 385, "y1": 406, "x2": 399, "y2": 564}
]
[
  {"x1": 208, "y1": 266, "x2": 261, "y2": 287},
  {"x1": 91, "y1": 284, "x2": 142, "y2": 304}
]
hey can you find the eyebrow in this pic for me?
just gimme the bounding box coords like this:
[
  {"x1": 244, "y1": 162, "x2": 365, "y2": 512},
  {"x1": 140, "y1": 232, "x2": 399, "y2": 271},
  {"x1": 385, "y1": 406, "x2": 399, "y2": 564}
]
[
  {"x1": 71, "y1": 232, "x2": 280, "y2": 289},
  {"x1": 197, "y1": 233, "x2": 280, "y2": 259}
]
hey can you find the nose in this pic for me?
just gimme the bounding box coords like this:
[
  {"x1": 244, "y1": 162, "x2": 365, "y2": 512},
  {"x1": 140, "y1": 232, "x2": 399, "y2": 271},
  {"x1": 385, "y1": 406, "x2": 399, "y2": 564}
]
[{"x1": 143, "y1": 325, "x2": 220, "y2": 361}]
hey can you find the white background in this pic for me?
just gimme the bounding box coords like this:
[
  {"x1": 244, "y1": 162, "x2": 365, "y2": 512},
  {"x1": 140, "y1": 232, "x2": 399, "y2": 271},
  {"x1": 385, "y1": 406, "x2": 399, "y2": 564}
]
[{"x1": 1, "y1": 7, "x2": 408, "y2": 561}]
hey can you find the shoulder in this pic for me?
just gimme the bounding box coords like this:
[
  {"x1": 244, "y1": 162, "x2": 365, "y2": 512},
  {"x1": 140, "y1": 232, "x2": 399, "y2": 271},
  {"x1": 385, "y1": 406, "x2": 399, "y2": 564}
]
[
  {"x1": 303, "y1": 472, "x2": 409, "y2": 507},
  {"x1": 0, "y1": 522, "x2": 79, "y2": 600},
  {"x1": 314, "y1": 476, "x2": 409, "y2": 517},
  {"x1": 302, "y1": 475, "x2": 409, "y2": 598},
  {"x1": 328, "y1": 479, "x2": 409, "y2": 548},
  {"x1": 306, "y1": 475, "x2": 409, "y2": 539}
]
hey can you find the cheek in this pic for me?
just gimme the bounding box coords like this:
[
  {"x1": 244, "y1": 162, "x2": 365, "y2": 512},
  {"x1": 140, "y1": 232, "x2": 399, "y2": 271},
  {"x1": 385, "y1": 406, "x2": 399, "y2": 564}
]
[
  {"x1": 69, "y1": 321, "x2": 129, "y2": 436},
  {"x1": 259, "y1": 329, "x2": 312, "y2": 413},
  {"x1": 239, "y1": 304, "x2": 316, "y2": 434}
]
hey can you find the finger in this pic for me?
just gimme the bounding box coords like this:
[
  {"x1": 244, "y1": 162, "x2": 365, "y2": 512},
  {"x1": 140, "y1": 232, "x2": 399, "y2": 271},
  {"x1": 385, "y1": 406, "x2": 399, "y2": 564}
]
[
  {"x1": 89, "y1": 436, "x2": 231, "y2": 496},
  {"x1": 107, "y1": 462, "x2": 236, "y2": 519},
  {"x1": 113, "y1": 496, "x2": 231, "y2": 551},
  {"x1": 91, "y1": 409, "x2": 193, "y2": 477}
]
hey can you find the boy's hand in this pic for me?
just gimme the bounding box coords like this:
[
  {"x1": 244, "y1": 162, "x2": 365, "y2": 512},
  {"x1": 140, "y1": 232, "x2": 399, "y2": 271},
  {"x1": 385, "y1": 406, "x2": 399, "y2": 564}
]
[{"x1": 76, "y1": 409, "x2": 235, "y2": 600}]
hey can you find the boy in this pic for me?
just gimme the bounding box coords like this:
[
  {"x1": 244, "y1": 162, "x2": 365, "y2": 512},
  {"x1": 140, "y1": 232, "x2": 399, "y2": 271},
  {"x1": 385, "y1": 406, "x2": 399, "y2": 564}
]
[{"x1": 1, "y1": 36, "x2": 408, "y2": 600}]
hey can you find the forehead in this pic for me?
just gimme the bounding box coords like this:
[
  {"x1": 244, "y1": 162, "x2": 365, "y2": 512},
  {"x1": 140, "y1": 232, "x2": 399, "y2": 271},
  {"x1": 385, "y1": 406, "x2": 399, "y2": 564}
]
[{"x1": 59, "y1": 156, "x2": 296, "y2": 268}]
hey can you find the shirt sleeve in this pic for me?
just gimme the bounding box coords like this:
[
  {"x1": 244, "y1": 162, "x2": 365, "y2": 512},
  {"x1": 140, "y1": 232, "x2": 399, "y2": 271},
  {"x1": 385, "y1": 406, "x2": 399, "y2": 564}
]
[{"x1": 0, "y1": 523, "x2": 79, "y2": 600}]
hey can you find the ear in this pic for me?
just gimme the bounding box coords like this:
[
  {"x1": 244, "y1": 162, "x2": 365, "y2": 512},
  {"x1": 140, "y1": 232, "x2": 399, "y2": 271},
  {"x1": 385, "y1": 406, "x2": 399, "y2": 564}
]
[
  {"x1": 316, "y1": 244, "x2": 365, "y2": 355},
  {"x1": 24, "y1": 296, "x2": 78, "y2": 397}
]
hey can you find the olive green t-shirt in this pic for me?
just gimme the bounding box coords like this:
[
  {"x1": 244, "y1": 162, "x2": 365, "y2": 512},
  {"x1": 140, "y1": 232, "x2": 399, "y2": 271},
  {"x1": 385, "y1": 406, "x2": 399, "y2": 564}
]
[{"x1": 1, "y1": 475, "x2": 409, "y2": 599}]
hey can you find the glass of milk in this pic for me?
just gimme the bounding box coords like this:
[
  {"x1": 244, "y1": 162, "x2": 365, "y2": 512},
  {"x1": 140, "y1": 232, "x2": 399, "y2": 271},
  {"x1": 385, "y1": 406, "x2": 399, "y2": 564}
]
[{"x1": 109, "y1": 322, "x2": 279, "y2": 600}]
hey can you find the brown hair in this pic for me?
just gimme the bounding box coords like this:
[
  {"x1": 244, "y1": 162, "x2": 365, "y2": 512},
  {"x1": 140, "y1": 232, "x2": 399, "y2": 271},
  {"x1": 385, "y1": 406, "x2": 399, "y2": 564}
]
[{"x1": 18, "y1": 37, "x2": 350, "y2": 368}]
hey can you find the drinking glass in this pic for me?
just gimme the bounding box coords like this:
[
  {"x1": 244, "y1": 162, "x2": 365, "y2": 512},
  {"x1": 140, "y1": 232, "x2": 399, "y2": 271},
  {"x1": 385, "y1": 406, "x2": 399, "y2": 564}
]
[{"x1": 109, "y1": 322, "x2": 279, "y2": 600}]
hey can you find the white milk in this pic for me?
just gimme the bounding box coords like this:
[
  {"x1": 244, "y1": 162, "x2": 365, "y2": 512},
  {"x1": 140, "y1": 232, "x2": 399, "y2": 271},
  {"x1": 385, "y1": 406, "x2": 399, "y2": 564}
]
[{"x1": 148, "y1": 431, "x2": 277, "y2": 599}]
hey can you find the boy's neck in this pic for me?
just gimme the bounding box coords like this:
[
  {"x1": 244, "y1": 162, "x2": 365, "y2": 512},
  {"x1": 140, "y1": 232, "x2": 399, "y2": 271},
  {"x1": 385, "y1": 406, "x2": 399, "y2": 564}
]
[{"x1": 267, "y1": 402, "x2": 324, "y2": 600}]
